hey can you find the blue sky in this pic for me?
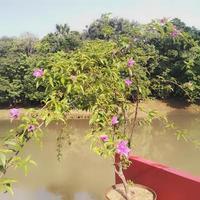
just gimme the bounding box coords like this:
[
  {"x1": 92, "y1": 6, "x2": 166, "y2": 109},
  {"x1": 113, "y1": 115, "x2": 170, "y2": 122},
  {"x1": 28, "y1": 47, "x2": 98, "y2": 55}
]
[{"x1": 0, "y1": 0, "x2": 199, "y2": 37}]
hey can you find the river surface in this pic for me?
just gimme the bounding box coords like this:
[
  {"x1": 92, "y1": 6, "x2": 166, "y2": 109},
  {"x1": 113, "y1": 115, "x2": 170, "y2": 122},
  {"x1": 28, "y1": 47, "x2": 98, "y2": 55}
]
[{"x1": 0, "y1": 100, "x2": 200, "y2": 200}]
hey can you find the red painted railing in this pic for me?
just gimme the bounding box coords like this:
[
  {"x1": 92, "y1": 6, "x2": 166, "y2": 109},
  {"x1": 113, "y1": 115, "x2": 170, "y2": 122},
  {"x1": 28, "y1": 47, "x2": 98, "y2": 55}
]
[{"x1": 115, "y1": 155, "x2": 200, "y2": 200}]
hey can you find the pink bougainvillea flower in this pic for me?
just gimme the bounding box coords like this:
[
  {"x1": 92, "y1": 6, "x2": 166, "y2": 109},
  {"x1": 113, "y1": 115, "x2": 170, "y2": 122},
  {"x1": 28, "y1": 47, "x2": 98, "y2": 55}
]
[
  {"x1": 111, "y1": 116, "x2": 119, "y2": 125},
  {"x1": 116, "y1": 140, "x2": 131, "y2": 157},
  {"x1": 170, "y1": 26, "x2": 181, "y2": 38},
  {"x1": 160, "y1": 17, "x2": 168, "y2": 25},
  {"x1": 28, "y1": 125, "x2": 36, "y2": 132},
  {"x1": 33, "y1": 68, "x2": 44, "y2": 78},
  {"x1": 100, "y1": 135, "x2": 109, "y2": 142},
  {"x1": 9, "y1": 108, "x2": 20, "y2": 120},
  {"x1": 125, "y1": 79, "x2": 132, "y2": 86},
  {"x1": 170, "y1": 30, "x2": 180, "y2": 37},
  {"x1": 127, "y1": 59, "x2": 135, "y2": 67}
]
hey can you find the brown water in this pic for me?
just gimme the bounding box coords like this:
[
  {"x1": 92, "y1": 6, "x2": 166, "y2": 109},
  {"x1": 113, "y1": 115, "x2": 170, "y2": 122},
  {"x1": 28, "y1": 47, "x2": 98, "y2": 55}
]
[{"x1": 0, "y1": 101, "x2": 200, "y2": 200}]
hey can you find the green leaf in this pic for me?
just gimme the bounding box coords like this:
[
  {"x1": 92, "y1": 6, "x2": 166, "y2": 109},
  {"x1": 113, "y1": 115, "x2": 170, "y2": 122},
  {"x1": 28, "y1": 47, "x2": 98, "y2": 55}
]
[
  {"x1": 0, "y1": 178, "x2": 16, "y2": 184},
  {"x1": 61, "y1": 77, "x2": 65, "y2": 85},
  {"x1": 0, "y1": 153, "x2": 6, "y2": 167},
  {"x1": 49, "y1": 77, "x2": 54, "y2": 87},
  {"x1": 0, "y1": 149, "x2": 12, "y2": 154},
  {"x1": 5, "y1": 185, "x2": 14, "y2": 195},
  {"x1": 67, "y1": 84, "x2": 72, "y2": 93},
  {"x1": 36, "y1": 81, "x2": 39, "y2": 89},
  {"x1": 5, "y1": 141, "x2": 17, "y2": 147}
]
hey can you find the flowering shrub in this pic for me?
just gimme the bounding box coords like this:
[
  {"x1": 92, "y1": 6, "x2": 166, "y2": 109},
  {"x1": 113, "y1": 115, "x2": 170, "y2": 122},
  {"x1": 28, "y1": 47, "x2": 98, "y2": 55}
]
[{"x1": 0, "y1": 39, "x2": 152, "y2": 196}]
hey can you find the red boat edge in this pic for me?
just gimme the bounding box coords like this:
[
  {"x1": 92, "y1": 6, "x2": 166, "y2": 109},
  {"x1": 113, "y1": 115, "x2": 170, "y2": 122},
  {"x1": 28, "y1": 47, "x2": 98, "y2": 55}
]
[{"x1": 115, "y1": 155, "x2": 200, "y2": 200}]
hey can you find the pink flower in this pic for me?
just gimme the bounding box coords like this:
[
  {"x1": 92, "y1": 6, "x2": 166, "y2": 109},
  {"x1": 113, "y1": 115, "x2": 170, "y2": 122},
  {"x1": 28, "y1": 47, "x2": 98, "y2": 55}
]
[
  {"x1": 170, "y1": 26, "x2": 181, "y2": 38},
  {"x1": 160, "y1": 17, "x2": 168, "y2": 25},
  {"x1": 33, "y1": 68, "x2": 44, "y2": 78},
  {"x1": 9, "y1": 108, "x2": 20, "y2": 120},
  {"x1": 116, "y1": 140, "x2": 131, "y2": 157},
  {"x1": 170, "y1": 30, "x2": 180, "y2": 37},
  {"x1": 100, "y1": 135, "x2": 109, "y2": 142},
  {"x1": 111, "y1": 116, "x2": 119, "y2": 125},
  {"x1": 127, "y1": 59, "x2": 135, "y2": 67},
  {"x1": 28, "y1": 125, "x2": 36, "y2": 132},
  {"x1": 125, "y1": 79, "x2": 132, "y2": 86}
]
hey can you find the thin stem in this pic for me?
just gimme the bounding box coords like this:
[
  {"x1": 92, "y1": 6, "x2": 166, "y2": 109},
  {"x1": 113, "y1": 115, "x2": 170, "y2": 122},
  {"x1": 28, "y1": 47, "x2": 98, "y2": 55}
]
[
  {"x1": 121, "y1": 104, "x2": 126, "y2": 136},
  {"x1": 115, "y1": 162, "x2": 132, "y2": 200},
  {"x1": 129, "y1": 76, "x2": 139, "y2": 148}
]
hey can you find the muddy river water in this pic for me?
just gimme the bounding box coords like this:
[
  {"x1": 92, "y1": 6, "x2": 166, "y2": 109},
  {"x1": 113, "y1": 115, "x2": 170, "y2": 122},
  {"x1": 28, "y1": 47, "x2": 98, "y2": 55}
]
[{"x1": 0, "y1": 100, "x2": 200, "y2": 200}]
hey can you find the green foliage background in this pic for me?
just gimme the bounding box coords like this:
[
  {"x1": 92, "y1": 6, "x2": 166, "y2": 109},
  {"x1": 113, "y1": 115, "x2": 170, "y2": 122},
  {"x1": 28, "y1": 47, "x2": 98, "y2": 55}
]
[{"x1": 0, "y1": 14, "x2": 200, "y2": 106}]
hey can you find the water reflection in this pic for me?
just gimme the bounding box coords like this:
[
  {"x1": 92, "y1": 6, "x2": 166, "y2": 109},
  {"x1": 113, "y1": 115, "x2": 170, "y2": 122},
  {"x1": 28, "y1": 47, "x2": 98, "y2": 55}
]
[
  {"x1": 1, "y1": 187, "x2": 61, "y2": 200},
  {"x1": 74, "y1": 192, "x2": 95, "y2": 200},
  {"x1": 0, "y1": 120, "x2": 114, "y2": 200},
  {"x1": 133, "y1": 109, "x2": 200, "y2": 175}
]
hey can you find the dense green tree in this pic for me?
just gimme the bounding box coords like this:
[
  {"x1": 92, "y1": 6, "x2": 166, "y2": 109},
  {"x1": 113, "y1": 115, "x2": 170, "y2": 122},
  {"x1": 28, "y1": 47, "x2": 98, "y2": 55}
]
[
  {"x1": 84, "y1": 13, "x2": 139, "y2": 40},
  {"x1": 0, "y1": 35, "x2": 44, "y2": 106},
  {"x1": 171, "y1": 18, "x2": 200, "y2": 43},
  {"x1": 144, "y1": 20, "x2": 200, "y2": 101},
  {"x1": 36, "y1": 24, "x2": 82, "y2": 53}
]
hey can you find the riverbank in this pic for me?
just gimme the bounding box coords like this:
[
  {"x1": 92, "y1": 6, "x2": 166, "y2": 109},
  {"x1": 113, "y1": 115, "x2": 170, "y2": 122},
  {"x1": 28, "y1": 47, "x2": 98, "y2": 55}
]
[
  {"x1": 0, "y1": 108, "x2": 90, "y2": 120},
  {"x1": 0, "y1": 99, "x2": 199, "y2": 120}
]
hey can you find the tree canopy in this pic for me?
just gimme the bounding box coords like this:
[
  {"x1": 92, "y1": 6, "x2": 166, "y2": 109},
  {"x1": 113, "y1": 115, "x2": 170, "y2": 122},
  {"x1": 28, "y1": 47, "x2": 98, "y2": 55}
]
[{"x1": 0, "y1": 15, "x2": 199, "y2": 106}]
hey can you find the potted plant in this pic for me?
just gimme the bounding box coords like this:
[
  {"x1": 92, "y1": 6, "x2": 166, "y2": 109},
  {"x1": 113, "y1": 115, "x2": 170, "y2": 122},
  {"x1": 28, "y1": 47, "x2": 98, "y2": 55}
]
[{"x1": 0, "y1": 40, "x2": 153, "y2": 198}]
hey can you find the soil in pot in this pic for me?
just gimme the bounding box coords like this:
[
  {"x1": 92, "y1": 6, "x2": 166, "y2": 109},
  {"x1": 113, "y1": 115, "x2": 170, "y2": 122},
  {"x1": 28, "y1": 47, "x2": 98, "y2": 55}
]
[{"x1": 106, "y1": 183, "x2": 156, "y2": 200}]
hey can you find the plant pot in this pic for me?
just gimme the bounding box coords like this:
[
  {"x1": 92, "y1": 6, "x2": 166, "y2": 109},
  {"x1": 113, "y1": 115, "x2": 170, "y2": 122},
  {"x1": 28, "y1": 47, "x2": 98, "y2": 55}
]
[{"x1": 105, "y1": 183, "x2": 157, "y2": 200}]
